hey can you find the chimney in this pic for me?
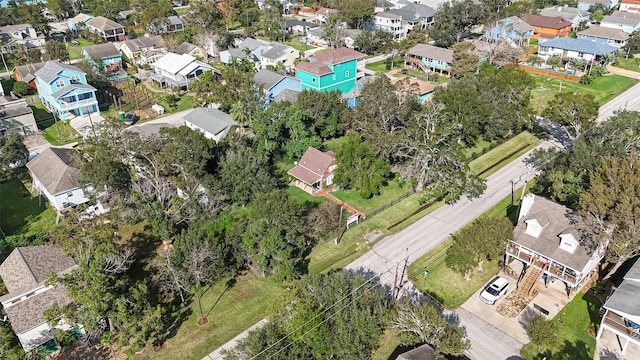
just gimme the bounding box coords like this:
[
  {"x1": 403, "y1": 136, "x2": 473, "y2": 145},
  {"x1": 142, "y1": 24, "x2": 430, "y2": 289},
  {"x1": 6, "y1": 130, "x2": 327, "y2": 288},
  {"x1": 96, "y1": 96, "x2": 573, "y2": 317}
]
[{"x1": 28, "y1": 27, "x2": 37, "y2": 38}]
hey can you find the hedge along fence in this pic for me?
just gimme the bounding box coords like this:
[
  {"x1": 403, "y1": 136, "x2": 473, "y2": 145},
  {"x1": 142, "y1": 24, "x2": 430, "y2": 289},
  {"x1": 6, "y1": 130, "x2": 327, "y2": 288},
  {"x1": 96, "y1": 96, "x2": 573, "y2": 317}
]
[{"x1": 516, "y1": 64, "x2": 582, "y2": 83}]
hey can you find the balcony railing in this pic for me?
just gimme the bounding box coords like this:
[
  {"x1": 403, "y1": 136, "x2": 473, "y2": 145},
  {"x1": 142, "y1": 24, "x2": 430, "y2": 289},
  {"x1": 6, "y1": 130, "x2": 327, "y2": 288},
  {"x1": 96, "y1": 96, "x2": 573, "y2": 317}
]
[
  {"x1": 506, "y1": 243, "x2": 577, "y2": 285},
  {"x1": 59, "y1": 98, "x2": 97, "y2": 110},
  {"x1": 603, "y1": 311, "x2": 640, "y2": 341}
]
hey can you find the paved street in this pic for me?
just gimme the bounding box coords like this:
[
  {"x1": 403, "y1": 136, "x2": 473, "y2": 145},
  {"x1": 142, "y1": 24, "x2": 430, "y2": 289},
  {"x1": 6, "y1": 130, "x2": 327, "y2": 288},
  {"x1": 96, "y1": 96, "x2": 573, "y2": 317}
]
[{"x1": 597, "y1": 81, "x2": 640, "y2": 122}]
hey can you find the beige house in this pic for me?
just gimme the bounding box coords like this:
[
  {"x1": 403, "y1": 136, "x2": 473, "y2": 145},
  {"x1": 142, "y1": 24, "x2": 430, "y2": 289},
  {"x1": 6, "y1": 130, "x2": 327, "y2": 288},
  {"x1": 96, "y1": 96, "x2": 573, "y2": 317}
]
[
  {"x1": 0, "y1": 246, "x2": 77, "y2": 351},
  {"x1": 260, "y1": 43, "x2": 298, "y2": 71},
  {"x1": 174, "y1": 42, "x2": 206, "y2": 60},
  {"x1": 288, "y1": 147, "x2": 336, "y2": 194},
  {"x1": 0, "y1": 95, "x2": 37, "y2": 135},
  {"x1": 120, "y1": 36, "x2": 166, "y2": 67}
]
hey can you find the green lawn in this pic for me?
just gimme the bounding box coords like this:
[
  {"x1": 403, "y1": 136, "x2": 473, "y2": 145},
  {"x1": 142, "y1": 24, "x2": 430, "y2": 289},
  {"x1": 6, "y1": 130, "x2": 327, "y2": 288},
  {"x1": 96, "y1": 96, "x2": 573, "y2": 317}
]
[
  {"x1": 41, "y1": 120, "x2": 81, "y2": 146},
  {"x1": 285, "y1": 36, "x2": 316, "y2": 52},
  {"x1": 521, "y1": 292, "x2": 602, "y2": 360},
  {"x1": 527, "y1": 38, "x2": 538, "y2": 52},
  {"x1": 614, "y1": 57, "x2": 640, "y2": 73},
  {"x1": 531, "y1": 74, "x2": 639, "y2": 114},
  {"x1": 0, "y1": 170, "x2": 56, "y2": 237},
  {"x1": 365, "y1": 59, "x2": 404, "y2": 73},
  {"x1": 287, "y1": 186, "x2": 325, "y2": 206},
  {"x1": 468, "y1": 131, "x2": 541, "y2": 178},
  {"x1": 137, "y1": 273, "x2": 285, "y2": 360},
  {"x1": 156, "y1": 94, "x2": 193, "y2": 113},
  {"x1": 331, "y1": 176, "x2": 413, "y2": 215},
  {"x1": 67, "y1": 38, "x2": 96, "y2": 60},
  {"x1": 175, "y1": 8, "x2": 188, "y2": 16}
]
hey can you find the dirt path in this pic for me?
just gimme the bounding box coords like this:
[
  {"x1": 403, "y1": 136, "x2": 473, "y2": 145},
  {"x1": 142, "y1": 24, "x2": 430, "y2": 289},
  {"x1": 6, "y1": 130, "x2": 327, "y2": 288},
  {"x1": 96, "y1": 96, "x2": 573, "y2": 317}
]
[{"x1": 606, "y1": 65, "x2": 640, "y2": 79}]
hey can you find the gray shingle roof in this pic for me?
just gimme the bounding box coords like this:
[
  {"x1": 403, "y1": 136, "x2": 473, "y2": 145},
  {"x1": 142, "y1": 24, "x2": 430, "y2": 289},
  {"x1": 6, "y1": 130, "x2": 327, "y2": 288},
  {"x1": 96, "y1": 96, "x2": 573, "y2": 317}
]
[
  {"x1": 174, "y1": 42, "x2": 196, "y2": 55},
  {"x1": 50, "y1": 83, "x2": 97, "y2": 98},
  {"x1": 83, "y1": 42, "x2": 120, "y2": 59},
  {"x1": 183, "y1": 107, "x2": 237, "y2": 136},
  {"x1": 254, "y1": 69, "x2": 285, "y2": 90},
  {"x1": 603, "y1": 258, "x2": 640, "y2": 316},
  {"x1": 13, "y1": 61, "x2": 48, "y2": 82},
  {"x1": 237, "y1": 38, "x2": 263, "y2": 51},
  {"x1": 25, "y1": 147, "x2": 81, "y2": 196},
  {"x1": 34, "y1": 61, "x2": 85, "y2": 84},
  {"x1": 122, "y1": 36, "x2": 165, "y2": 52},
  {"x1": 284, "y1": 19, "x2": 318, "y2": 29},
  {"x1": 540, "y1": 6, "x2": 590, "y2": 19},
  {"x1": 397, "y1": 344, "x2": 445, "y2": 360},
  {"x1": 4, "y1": 285, "x2": 73, "y2": 334},
  {"x1": 273, "y1": 88, "x2": 299, "y2": 103},
  {"x1": 261, "y1": 43, "x2": 294, "y2": 60},
  {"x1": 406, "y1": 43, "x2": 454, "y2": 63},
  {"x1": 87, "y1": 16, "x2": 124, "y2": 31},
  {"x1": 167, "y1": 15, "x2": 182, "y2": 25},
  {"x1": 578, "y1": 25, "x2": 630, "y2": 41},
  {"x1": 538, "y1": 37, "x2": 618, "y2": 55}
]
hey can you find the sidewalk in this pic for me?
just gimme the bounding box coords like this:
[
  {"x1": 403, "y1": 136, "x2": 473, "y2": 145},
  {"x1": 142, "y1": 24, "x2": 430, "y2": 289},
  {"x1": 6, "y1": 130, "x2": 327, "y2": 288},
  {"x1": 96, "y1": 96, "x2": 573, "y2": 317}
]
[
  {"x1": 606, "y1": 65, "x2": 640, "y2": 79},
  {"x1": 314, "y1": 189, "x2": 363, "y2": 216},
  {"x1": 202, "y1": 319, "x2": 268, "y2": 360}
]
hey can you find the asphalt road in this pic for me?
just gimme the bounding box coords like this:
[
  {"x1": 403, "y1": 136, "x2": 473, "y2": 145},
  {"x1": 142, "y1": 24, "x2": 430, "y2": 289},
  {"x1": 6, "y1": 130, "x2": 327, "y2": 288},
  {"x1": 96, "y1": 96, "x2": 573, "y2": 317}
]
[
  {"x1": 346, "y1": 140, "x2": 561, "y2": 360},
  {"x1": 597, "y1": 81, "x2": 640, "y2": 122}
]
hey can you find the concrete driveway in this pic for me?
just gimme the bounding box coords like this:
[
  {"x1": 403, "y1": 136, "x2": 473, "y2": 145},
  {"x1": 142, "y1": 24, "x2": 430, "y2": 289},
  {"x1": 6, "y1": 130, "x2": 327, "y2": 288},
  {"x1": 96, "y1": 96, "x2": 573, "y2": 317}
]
[
  {"x1": 127, "y1": 109, "x2": 192, "y2": 136},
  {"x1": 70, "y1": 113, "x2": 105, "y2": 138}
]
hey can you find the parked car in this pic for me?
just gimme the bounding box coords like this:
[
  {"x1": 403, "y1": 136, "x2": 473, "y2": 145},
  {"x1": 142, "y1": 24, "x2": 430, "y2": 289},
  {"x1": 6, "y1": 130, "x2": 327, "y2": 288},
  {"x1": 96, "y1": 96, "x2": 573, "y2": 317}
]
[
  {"x1": 124, "y1": 113, "x2": 137, "y2": 126},
  {"x1": 70, "y1": 40, "x2": 80, "y2": 45},
  {"x1": 480, "y1": 276, "x2": 509, "y2": 305}
]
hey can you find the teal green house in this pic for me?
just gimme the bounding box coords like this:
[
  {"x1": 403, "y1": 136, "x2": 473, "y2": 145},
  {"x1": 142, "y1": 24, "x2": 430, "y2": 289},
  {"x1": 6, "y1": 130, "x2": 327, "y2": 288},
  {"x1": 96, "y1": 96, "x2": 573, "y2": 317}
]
[
  {"x1": 295, "y1": 47, "x2": 365, "y2": 94},
  {"x1": 405, "y1": 43, "x2": 453, "y2": 76}
]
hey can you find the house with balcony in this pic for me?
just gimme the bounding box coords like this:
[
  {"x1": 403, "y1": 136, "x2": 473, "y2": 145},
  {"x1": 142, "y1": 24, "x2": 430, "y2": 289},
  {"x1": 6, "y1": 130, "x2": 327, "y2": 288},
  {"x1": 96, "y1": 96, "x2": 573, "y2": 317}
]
[
  {"x1": 522, "y1": 13, "x2": 572, "y2": 39},
  {"x1": 82, "y1": 43, "x2": 127, "y2": 80},
  {"x1": 85, "y1": 16, "x2": 126, "y2": 42},
  {"x1": 374, "y1": 12, "x2": 407, "y2": 40},
  {"x1": 387, "y1": 3, "x2": 436, "y2": 30},
  {"x1": 0, "y1": 24, "x2": 46, "y2": 53},
  {"x1": 621, "y1": 0, "x2": 640, "y2": 12},
  {"x1": 315, "y1": 7, "x2": 339, "y2": 23},
  {"x1": 253, "y1": 69, "x2": 301, "y2": 105},
  {"x1": 540, "y1": 6, "x2": 590, "y2": 28},
  {"x1": 537, "y1": 37, "x2": 618, "y2": 62},
  {"x1": 485, "y1": 16, "x2": 534, "y2": 47},
  {"x1": 597, "y1": 257, "x2": 640, "y2": 357},
  {"x1": 260, "y1": 43, "x2": 298, "y2": 71},
  {"x1": 148, "y1": 15, "x2": 184, "y2": 35},
  {"x1": 295, "y1": 47, "x2": 365, "y2": 94},
  {"x1": 601, "y1": 11, "x2": 640, "y2": 33},
  {"x1": 405, "y1": 43, "x2": 454, "y2": 76},
  {"x1": 149, "y1": 52, "x2": 216, "y2": 89},
  {"x1": 0, "y1": 245, "x2": 77, "y2": 352},
  {"x1": 505, "y1": 194, "x2": 605, "y2": 295},
  {"x1": 120, "y1": 36, "x2": 166, "y2": 67},
  {"x1": 0, "y1": 95, "x2": 37, "y2": 135},
  {"x1": 288, "y1": 147, "x2": 336, "y2": 194},
  {"x1": 34, "y1": 61, "x2": 98, "y2": 121},
  {"x1": 577, "y1": 26, "x2": 630, "y2": 48}
]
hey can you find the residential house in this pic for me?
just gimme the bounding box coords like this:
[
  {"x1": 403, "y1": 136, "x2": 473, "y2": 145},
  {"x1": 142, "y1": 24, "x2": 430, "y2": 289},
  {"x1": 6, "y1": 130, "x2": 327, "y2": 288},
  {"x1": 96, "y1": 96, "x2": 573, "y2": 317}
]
[
  {"x1": 577, "y1": 0, "x2": 618, "y2": 11},
  {"x1": 13, "y1": 61, "x2": 48, "y2": 90},
  {"x1": 26, "y1": 147, "x2": 92, "y2": 211},
  {"x1": 66, "y1": 13, "x2": 93, "y2": 31},
  {"x1": 0, "y1": 246, "x2": 77, "y2": 351},
  {"x1": 374, "y1": 12, "x2": 407, "y2": 40},
  {"x1": 621, "y1": 0, "x2": 640, "y2": 12},
  {"x1": 148, "y1": 15, "x2": 184, "y2": 35},
  {"x1": 260, "y1": 43, "x2": 299, "y2": 71},
  {"x1": 485, "y1": 16, "x2": 534, "y2": 47},
  {"x1": 284, "y1": 19, "x2": 319, "y2": 35},
  {"x1": 397, "y1": 344, "x2": 446, "y2": 360},
  {"x1": 601, "y1": 11, "x2": 640, "y2": 33},
  {"x1": 597, "y1": 257, "x2": 640, "y2": 356},
  {"x1": 537, "y1": 37, "x2": 618, "y2": 62},
  {"x1": 505, "y1": 194, "x2": 605, "y2": 294},
  {"x1": 117, "y1": 9, "x2": 136, "y2": 20},
  {"x1": 82, "y1": 43, "x2": 127, "y2": 80},
  {"x1": 342, "y1": 28, "x2": 363, "y2": 49},
  {"x1": 539, "y1": 6, "x2": 590, "y2": 28},
  {"x1": 253, "y1": 69, "x2": 301, "y2": 104},
  {"x1": 85, "y1": 16, "x2": 126, "y2": 42},
  {"x1": 522, "y1": 13, "x2": 572, "y2": 39},
  {"x1": 219, "y1": 38, "x2": 269, "y2": 64},
  {"x1": 120, "y1": 36, "x2": 167, "y2": 67},
  {"x1": 405, "y1": 43, "x2": 454, "y2": 75},
  {"x1": 387, "y1": 3, "x2": 436, "y2": 30},
  {"x1": 0, "y1": 96, "x2": 37, "y2": 135},
  {"x1": 35, "y1": 61, "x2": 99, "y2": 121},
  {"x1": 174, "y1": 42, "x2": 206, "y2": 60},
  {"x1": 306, "y1": 27, "x2": 328, "y2": 46},
  {"x1": 391, "y1": 77, "x2": 437, "y2": 104},
  {"x1": 183, "y1": 107, "x2": 238, "y2": 142},
  {"x1": 288, "y1": 146, "x2": 336, "y2": 194},
  {"x1": 315, "y1": 7, "x2": 339, "y2": 23},
  {"x1": 577, "y1": 26, "x2": 630, "y2": 48},
  {"x1": 295, "y1": 47, "x2": 365, "y2": 93},
  {"x1": 342, "y1": 75, "x2": 377, "y2": 108},
  {"x1": 375, "y1": 0, "x2": 394, "y2": 13},
  {"x1": 0, "y1": 24, "x2": 46, "y2": 53},
  {"x1": 149, "y1": 52, "x2": 216, "y2": 89}
]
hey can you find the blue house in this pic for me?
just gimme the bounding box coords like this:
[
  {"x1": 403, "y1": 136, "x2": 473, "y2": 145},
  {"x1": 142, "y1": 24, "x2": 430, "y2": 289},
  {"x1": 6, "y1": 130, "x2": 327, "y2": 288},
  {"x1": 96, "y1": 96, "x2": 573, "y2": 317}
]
[
  {"x1": 601, "y1": 11, "x2": 640, "y2": 34},
  {"x1": 485, "y1": 16, "x2": 534, "y2": 46},
  {"x1": 295, "y1": 47, "x2": 365, "y2": 94},
  {"x1": 35, "y1": 62, "x2": 99, "y2": 121},
  {"x1": 405, "y1": 43, "x2": 454, "y2": 75},
  {"x1": 342, "y1": 75, "x2": 377, "y2": 108},
  {"x1": 253, "y1": 69, "x2": 301, "y2": 106},
  {"x1": 81, "y1": 43, "x2": 127, "y2": 80},
  {"x1": 577, "y1": 26, "x2": 629, "y2": 48},
  {"x1": 577, "y1": 0, "x2": 618, "y2": 11}
]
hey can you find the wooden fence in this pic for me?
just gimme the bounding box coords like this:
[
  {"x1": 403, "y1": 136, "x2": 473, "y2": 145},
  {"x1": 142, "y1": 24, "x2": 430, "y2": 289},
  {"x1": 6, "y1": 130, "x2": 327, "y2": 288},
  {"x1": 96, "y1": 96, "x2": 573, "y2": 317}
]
[{"x1": 516, "y1": 64, "x2": 582, "y2": 83}]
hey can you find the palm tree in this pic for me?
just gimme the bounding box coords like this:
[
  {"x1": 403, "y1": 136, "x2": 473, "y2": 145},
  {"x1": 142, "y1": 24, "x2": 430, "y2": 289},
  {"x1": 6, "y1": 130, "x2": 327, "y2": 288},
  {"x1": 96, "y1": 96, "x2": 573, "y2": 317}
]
[
  {"x1": 527, "y1": 55, "x2": 542, "y2": 67},
  {"x1": 600, "y1": 52, "x2": 616, "y2": 66},
  {"x1": 568, "y1": 58, "x2": 586, "y2": 71},
  {"x1": 547, "y1": 56, "x2": 562, "y2": 71}
]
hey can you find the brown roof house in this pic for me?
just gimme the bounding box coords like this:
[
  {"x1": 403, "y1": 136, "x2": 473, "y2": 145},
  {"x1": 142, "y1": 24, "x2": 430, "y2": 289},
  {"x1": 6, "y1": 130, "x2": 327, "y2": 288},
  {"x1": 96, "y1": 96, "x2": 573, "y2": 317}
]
[
  {"x1": 521, "y1": 13, "x2": 572, "y2": 38},
  {"x1": 397, "y1": 344, "x2": 446, "y2": 360},
  {"x1": 13, "y1": 61, "x2": 49, "y2": 90},
  {"x1": 288, "y1": 147, "x2": 336, "y2": 194},
  {"x1": 506, "y1": 194, "x2": 605, "y2": 296},
  {"x1": 0, "y1": 246, "x2": 77, "y2": 351}
]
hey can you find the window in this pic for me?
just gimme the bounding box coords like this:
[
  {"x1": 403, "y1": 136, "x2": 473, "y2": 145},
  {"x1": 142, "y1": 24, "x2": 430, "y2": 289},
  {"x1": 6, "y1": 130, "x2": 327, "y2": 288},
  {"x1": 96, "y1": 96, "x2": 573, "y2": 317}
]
[
  {"x1": 312, "y1": 77, "x2": 316, "y2": 83},
  {"x1": 332, "y1": 74, "x2": 336, "y2": 80},
  {"x1": 55, "y1": 80, "x2": 64, "y2": 88},
  {"x1": 345, "y1": 71, "x2": 349, "y2": 77},
  {"x1": 71, "y1": 75, "x2": 80, "y2": 83},
  {"x1": 67, "y1": 191, "x2": 73, "y2": 197}
]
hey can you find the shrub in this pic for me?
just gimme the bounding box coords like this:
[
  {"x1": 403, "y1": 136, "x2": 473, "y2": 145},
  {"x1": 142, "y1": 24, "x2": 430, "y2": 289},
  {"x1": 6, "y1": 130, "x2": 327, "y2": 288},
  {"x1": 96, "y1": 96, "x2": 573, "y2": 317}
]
[
  {"x1": 590, "y1": 65, "x2": 606, "y2": 78},
  {"x1": 54, "y1": 329, "x2": 76, "y2": 347},
  {"x1": 11, "y1": 81, "x2": 29, "y2": 96},
  {"x1": 580, "y1": 75, "x2": 593, "y2": 85},
  {"x1": 525, "y1": 314, "x2": 556, "y2": 346}
]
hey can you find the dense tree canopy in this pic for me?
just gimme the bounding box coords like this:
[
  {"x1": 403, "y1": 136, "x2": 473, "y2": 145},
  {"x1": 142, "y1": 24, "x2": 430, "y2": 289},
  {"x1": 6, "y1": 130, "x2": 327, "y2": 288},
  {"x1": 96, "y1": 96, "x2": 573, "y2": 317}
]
[
  {"x1": 542, "y1": 92, "x2": 598, "y2": 140},
  {"x1": 0, "y1": 132, "x2": 28, "y2": 175},
  {"x1": 334, "y1": 135, "x2": 392, "y2": 199},
  {"x1": 430, "y1": 0, "x2": 488, "y2": 47}
]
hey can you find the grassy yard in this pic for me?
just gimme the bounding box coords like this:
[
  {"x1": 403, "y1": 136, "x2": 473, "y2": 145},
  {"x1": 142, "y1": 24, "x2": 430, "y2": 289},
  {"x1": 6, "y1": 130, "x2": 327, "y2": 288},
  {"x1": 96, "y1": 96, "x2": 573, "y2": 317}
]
[
  {"x1": 285, "y1": 36, "x2": 316, "y2": 52},
  {"x1": 527, "y1": 38, "x2": 538, "y2": 52},
  {"x1": 0, "y1": 170, "x2": 56, "y2": 237},
  {"x1": 67, "y1": 38, "x2": 96, "y2": 60},
  {"x1": 521, "y1": 292, "x2": 602, "y2": 360},
  {"x1": 365, "y1": 59, "x2": 404, "y2": 73},
  {"x1": 531, "y1": 74, "x2": 639, "y2": 114},
  {"x1": 157, "y1": 94, "x2": 194, "y2": 113},
  {"x1": 41, "y1": 120, "x2": 81, "y2": 146},
  {"x1": 175, "y1": 8, "x2": 188, "y2": 16},
  {"x1": 614, "y1": 57, "x2": 640, "y2": 73},
  {"x1": 137, "y1": 273, "x2": 286, "y2": 360},
  {"x1": 468, "y1": 131, "x2": 541, "y2": 178},
  {"x1": 287, "y1": 186, "x2": 325, "y2": 206},
  {"x1": 331, "y1": 176, "x2": 413, "y2": 215}
]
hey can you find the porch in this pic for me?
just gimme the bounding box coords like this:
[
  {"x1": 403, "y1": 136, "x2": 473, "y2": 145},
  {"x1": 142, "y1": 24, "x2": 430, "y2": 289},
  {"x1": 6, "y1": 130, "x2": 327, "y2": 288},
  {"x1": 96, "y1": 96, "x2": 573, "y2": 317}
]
[
  {"x1": 597, "y1": 311, "x2": 640, "y2": 359},
  {"x1": 506, "y1": 242, "x2": 578, "y2": 286}
]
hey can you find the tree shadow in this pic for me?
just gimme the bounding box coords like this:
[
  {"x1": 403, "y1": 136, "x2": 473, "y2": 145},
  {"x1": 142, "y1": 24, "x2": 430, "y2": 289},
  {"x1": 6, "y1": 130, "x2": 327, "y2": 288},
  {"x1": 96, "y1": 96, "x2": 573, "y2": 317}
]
[
  {"x1": 203, "y1": 277, "x2": 236, "y2": 319},
  {"x1": 538, "y1": 339, "x2": 592, "y2": 360},
  {"x1": 160, "y1": 297, "x2": 193, "y2": 343},
  {"x1": 385, "y1": 344, "x2": 418, "y2": 360},
  {"x1": 519, "y1": 307, "x2": 538, "y2": 329},
  {"x1": 598, "y1": 347, "x2": 622, "y2": 360},
  {"x1": 581, "y1": 292, "x2": 603, "y2": 333}
]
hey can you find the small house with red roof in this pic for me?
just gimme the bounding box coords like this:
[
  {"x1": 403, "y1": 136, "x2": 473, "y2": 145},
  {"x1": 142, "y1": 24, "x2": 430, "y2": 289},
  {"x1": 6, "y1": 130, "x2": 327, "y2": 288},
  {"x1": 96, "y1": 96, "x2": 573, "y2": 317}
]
[
  {"x1": 522, "y1": 13, "x2": 572, "y2": 38},
  {"x1": 295, "y1": 47, "x2": 365, "y2": 94},
  {"x1": 288, "y1": 147, "x2": 336, "y2": 194}
]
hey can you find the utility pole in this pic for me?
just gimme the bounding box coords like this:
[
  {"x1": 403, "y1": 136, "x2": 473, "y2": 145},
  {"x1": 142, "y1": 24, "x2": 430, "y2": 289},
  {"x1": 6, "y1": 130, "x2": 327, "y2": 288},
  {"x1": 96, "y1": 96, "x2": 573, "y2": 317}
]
[{"x1": 392, "y1": 261, "x2": 400, "y2": 303}]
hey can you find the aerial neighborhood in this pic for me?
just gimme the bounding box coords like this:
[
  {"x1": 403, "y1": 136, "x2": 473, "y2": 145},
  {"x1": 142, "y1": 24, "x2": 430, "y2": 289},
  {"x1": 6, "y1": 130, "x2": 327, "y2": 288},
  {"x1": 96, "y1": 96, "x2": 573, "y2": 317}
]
[{"x1": 1, "y1": 0, "x2": 640, "y2": 359}]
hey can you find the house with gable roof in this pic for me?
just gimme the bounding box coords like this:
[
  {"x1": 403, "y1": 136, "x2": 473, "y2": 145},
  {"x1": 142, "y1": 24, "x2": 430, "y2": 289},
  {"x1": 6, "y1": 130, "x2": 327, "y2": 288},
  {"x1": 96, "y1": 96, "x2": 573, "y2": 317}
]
[
  {"x1": 522, "y1": 13, "x2": 572, "y2": 38},
  {"x1": 148, "y1": 15, "x2": 184, "y2": 35},
  {"x1": 0, "y1": 245, "x2": 77, "y2": 351},
  {"x1": 219, "y1": 38, "x2": 270, "y2": 65},
  {"x1": 0, "y1": 95, "x2": 37, "y2": 135},
  {"x1": 82, "y1": 42, "x2": 126, "y2": 80},
  {"x1": 601, "y1": 11, "x2": 640, "y2": 33},
  {"x1": 405, "y1": 43, "x2": 454, "y2": 75},
  {"x1": 537, "y1": 37, "x2": 618, "y2": 62},
  {"x1": 621, "y1": 0, "x2": 640, "y2": 12},
  {"x1": 295, "y1": 47, "x2": 365, "y2": 93},
  {"x1": 35, "y1": 61, "x2": 99, "y2": 121},
  {"x1": 484, "y1": 16, "x2": 534, "y2": 46},
  {"x1": 253, "y1": 69, "x2": 301, "y2": 105},
  {"x1": 13, "y1": 61, "x2": 48, "y2": 90},
  {"x1": 174, "y1": 42, "x2": 206, "y2": 60},
  {"x1": 84, "y1": 16, "x2": 126, "y2": 42},
  {"x1": 597, "y1": 257, "x2": 640, "y2": 356},
  {"x1": 260, "y1": 43, "x2": 299, "y2": 71},
  {"x1": 149, "y1": 52, "x2": 216, "y2": 89},
  {"x1": 505, "y1": 194, "x2": 605, "y2": 294},
  {"x1": 387, "y1": 3, "x2": 436, "y2": 30},
  {"x1": 577, "y1": 26, "x2": 630, "y2": 48},
  {"x1": 539, "y1": 6, "x2": 590, "y2": 28},
  {"x1": 577, "y1": 0, "x2": 618, "y2": 11},
  {"x1": 315, "y1": 7, "x2": 339, "y2": 23},
  {"x1": 67, "y1": 13, "x2": 93, "y2": 31},
  {"x1": 120, "y1": 36, "x2": 167, "y2": 67},
  {"x1": 0, "y1": 24, "x2": 46, "y2": 53},
  {"x1": 374, "y1": 12, "x2": 407, "y2": 40},
  {"x1": 183, "y1": 107, "x2": 238, "y2": 142},
  {"x1": 288, "y1": 147, "x2": 337, "y2": 194}
]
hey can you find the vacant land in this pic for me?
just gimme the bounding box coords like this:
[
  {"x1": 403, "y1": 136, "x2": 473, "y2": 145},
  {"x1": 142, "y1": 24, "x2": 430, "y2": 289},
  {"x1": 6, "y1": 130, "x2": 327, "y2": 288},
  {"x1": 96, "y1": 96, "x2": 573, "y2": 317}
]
[
  {"x1": 365, "y1": 59, "x2": 404, "y2": 73},
  {"x1": 68, "y1": 38, "x2": 96, "y2": 60},
  {"x1": 468, "y1": 131, "x2": 540, "y2": 178},
  {"x1": 332, "y1": 176, "x2": 413, "y2": 215}
]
